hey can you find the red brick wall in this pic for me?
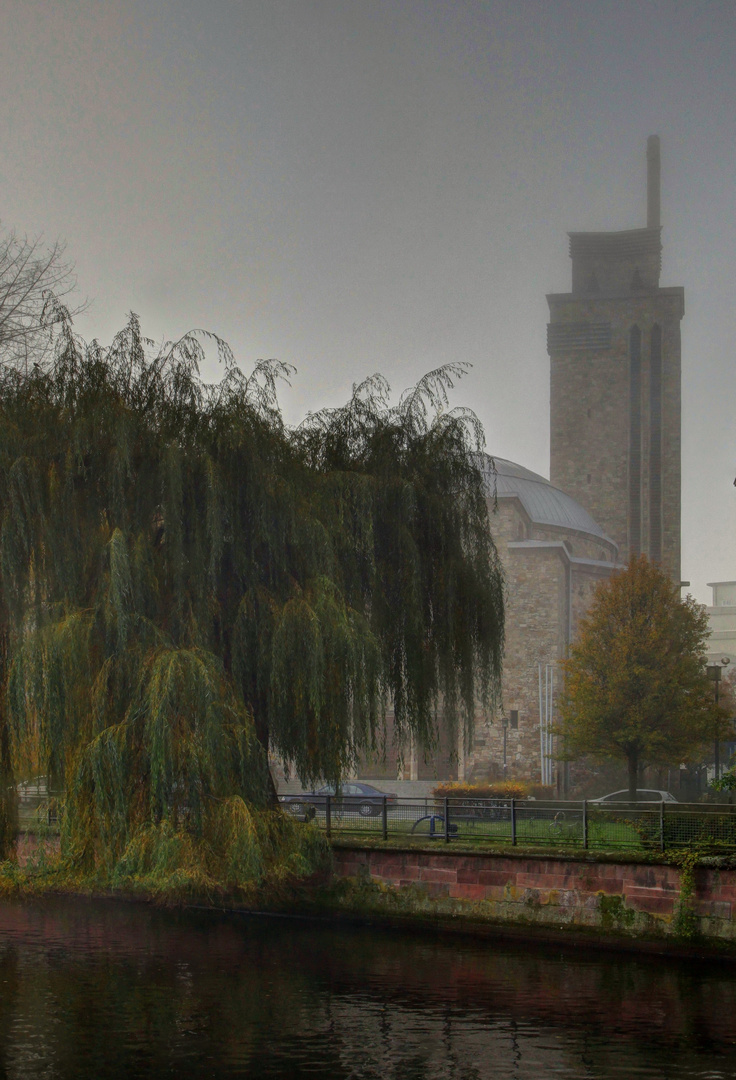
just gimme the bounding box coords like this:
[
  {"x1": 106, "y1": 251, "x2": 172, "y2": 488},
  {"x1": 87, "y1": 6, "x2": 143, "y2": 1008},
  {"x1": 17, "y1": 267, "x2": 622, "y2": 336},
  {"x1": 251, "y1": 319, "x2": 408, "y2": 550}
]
[{"x1": 332, "y1": 846, "x2": 736, "y2": 942}]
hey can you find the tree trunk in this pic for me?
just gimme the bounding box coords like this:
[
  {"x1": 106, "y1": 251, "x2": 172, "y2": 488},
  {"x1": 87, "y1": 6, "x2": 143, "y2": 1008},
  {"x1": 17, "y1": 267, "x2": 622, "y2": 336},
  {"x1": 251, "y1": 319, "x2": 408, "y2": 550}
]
[
  {"x1": 627, "y1": 751, "x2": 639, "y2": 802},
  {"x1": 0, "y1": 717, "x2": 17, "y2": 860},
  {"x1": 252, "y1": 711, "x2": 280, "y2": 807},
  {"x1": 0, "y1": 633, "x2": 16, "y2": 860},
  {"x1": 265, "y1": 768, "x2": 279, "y2": 807}
]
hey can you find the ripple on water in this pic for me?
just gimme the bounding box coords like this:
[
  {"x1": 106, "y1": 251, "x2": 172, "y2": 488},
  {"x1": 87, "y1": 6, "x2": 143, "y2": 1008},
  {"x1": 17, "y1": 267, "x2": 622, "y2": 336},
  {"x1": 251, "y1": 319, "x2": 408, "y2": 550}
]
[{"x1": 0, "y1": 899, "x2": 734, "y2": 1079}]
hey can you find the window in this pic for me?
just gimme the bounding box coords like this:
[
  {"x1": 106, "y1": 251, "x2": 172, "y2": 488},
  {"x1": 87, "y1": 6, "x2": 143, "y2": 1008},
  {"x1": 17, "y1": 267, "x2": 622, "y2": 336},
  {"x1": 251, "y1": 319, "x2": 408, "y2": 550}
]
[
  {"x1": 649, "y1": 325, "x2": 662, "y2": 563},
  {"x1": 629, "y1": 326, "x2": 642, "y2": 555}
]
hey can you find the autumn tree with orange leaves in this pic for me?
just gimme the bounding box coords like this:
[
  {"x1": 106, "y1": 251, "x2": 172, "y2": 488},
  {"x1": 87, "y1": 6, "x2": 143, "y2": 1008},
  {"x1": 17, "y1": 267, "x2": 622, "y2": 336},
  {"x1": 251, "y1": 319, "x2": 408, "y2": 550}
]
[{"x1": 559, "y1": 557, "x2": 716, "y2": 800}]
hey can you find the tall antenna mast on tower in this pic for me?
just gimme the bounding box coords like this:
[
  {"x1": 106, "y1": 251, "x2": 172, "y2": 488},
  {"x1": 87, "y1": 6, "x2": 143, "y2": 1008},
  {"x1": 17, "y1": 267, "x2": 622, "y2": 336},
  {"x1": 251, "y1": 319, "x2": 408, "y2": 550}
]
[{"x1": 647, "y1": 135, "x2": 661, "y2": 228}]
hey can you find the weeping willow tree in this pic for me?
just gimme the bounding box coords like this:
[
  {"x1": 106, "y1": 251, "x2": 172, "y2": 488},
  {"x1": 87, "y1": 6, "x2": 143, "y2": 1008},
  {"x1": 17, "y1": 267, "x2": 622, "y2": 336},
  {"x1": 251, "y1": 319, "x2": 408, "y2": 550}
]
[{"x1": 0, "y1": 309, "x2": 504, "y2": 884}]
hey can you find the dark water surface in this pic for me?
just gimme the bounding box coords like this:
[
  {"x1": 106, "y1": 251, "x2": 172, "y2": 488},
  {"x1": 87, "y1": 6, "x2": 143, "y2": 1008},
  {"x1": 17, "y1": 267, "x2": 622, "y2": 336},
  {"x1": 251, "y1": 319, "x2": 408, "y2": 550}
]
[{"x1": 0, "y1": 899, "x2": 735, "y2": 1078}]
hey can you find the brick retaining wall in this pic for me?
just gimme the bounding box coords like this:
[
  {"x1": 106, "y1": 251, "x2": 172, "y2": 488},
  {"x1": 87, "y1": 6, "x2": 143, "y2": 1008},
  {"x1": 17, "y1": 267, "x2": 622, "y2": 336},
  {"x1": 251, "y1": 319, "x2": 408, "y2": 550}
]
[{"x1": 332, "y1": 845, "x2": 736, "y2": 943}]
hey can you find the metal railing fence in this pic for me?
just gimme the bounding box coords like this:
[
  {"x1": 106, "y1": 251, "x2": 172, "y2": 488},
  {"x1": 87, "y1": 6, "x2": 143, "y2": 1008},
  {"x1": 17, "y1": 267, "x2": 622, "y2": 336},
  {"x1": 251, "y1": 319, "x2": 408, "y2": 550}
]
[{"x1": 280, "y1": 794, "x2": 736, "y2": 853}]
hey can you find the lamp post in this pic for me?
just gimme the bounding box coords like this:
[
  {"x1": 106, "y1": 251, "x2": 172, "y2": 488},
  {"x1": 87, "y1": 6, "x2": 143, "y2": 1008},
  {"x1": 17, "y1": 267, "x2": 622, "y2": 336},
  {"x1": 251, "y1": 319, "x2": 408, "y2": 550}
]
[
  {"x1": 707, "y1": 656, "x2": 730, "y2": 781},
  {"x1": 502, "y1": 715, "x2": 509, "y2": 777}
]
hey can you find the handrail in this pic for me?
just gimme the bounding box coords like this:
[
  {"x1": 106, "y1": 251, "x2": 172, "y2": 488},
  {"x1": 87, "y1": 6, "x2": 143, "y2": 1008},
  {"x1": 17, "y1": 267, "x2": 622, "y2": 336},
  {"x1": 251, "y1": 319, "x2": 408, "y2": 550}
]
[{"x1": 279, "y1": 793, "x2": 736, "y2": 853}]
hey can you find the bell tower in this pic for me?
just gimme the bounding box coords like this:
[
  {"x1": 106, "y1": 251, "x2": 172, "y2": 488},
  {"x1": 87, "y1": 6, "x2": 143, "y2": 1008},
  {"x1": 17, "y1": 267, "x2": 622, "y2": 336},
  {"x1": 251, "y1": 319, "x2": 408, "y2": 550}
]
[{"x1": 547, "y1": 136, "x2": 684, "y2": 583}]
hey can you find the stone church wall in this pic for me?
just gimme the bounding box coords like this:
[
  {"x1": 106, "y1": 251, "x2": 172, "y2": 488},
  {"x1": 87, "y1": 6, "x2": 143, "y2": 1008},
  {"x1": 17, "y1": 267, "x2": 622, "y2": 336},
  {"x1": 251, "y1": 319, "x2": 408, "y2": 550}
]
[{"x1": 549, "y1": 287, "x2": 683, "y2": 584}]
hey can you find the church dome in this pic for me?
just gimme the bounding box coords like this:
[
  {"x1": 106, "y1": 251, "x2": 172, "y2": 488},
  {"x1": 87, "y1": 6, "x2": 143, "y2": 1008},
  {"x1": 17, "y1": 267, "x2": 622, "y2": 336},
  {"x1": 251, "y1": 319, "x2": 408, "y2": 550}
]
[{"x1": 480, "y1": 455, "x2": 616, "y2": 552}]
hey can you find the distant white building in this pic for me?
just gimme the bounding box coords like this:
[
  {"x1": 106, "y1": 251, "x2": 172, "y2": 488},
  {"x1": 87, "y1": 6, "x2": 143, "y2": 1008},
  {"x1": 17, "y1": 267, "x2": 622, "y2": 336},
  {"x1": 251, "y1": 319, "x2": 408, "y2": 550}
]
[{"x1": 706, "y1": 581, "x2": 736, "y2": 666}]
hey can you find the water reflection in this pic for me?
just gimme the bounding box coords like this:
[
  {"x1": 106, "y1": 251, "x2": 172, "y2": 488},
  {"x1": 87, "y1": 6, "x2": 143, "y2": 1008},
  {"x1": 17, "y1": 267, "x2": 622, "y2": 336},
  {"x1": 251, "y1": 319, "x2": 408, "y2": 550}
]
[{"x1": 0, "y1": 898, "x2": 734, "y2": 1078}]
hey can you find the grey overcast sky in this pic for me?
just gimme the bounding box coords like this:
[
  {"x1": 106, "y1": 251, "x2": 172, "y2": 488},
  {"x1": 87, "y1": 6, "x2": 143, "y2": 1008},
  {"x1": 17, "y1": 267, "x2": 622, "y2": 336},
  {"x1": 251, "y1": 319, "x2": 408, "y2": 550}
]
[{"x1": 1, "y1": 0, "x2": 734, "y2": 603}]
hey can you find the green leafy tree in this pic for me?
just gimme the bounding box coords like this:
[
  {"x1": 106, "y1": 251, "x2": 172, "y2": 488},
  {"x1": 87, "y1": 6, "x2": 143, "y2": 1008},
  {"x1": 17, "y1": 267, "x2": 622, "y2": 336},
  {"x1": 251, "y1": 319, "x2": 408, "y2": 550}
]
[
  {"x1": 0, "y1": 311, "x2": 504, "y2": 880},
  {"x1": 559, "y1": 556, "x2": 715, "y2": 800}
]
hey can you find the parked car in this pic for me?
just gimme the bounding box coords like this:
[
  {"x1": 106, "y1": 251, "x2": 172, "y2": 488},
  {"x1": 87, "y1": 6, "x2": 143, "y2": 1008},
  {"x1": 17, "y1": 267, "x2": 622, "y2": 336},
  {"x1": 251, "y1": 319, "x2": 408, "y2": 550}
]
[
  {"x1": 590, "y1": 789, "x2": 678, "y2": 803},
  {"x1": 280, "y1": 783, "x2": 397, "y2": 818}
]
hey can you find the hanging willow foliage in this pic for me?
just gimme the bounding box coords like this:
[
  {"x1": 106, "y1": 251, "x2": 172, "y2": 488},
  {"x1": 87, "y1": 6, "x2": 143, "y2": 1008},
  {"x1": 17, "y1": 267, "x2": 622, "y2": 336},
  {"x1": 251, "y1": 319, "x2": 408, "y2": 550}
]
[{"x1": 0, "y1": 311, "x2": 504, "y2": 877}]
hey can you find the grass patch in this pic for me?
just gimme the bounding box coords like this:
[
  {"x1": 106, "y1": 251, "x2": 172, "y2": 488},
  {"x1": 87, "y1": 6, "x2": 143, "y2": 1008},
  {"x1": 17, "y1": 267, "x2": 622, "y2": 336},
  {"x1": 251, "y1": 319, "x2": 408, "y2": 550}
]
[{"x1": 302, "y1": 807, "x2": 646, "y2": 852}]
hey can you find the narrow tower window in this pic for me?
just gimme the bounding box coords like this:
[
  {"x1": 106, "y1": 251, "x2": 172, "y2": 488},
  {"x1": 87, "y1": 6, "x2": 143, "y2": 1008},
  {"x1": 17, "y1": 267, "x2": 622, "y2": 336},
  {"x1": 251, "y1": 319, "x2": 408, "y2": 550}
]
[
  {"x1": 650, "y1": 324, "x2": 662, "y2": 563},
  {"x1": 629, "y1": 326, "x2": 642, "y2": 556}
]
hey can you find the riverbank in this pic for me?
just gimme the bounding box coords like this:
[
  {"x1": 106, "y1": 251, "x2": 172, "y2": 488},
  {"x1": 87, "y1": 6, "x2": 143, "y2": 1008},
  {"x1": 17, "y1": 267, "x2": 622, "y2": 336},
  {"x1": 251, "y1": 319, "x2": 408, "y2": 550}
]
[
  {"x1": 9, "y1": 829, "x2": 736, "y2": 958},
  {"x1": 317, "y1": 839, "x2": 736, "y2": 958}
]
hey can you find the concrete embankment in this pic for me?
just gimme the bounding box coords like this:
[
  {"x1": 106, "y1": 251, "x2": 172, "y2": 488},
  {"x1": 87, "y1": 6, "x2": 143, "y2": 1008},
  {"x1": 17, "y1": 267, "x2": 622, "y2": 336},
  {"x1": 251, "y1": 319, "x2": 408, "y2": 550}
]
[
  {"x1": 329, "y1": 842, "x2": 736, "y2": 952},
  {"x1": 13, "y1": 830, "x2": 736, "y2": 955}
]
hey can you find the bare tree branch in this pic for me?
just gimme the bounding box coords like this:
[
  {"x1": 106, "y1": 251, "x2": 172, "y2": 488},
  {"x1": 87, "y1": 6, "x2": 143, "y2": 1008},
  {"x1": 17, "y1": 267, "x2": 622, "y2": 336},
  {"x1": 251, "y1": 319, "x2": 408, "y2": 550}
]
[{"x1": 0, "y1": 225, "x2": 87, "y2": 372}]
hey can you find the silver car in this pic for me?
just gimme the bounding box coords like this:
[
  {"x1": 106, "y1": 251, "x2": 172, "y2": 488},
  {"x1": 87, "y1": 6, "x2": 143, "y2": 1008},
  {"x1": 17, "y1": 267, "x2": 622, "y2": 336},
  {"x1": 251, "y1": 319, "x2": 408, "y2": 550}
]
[{"x1": 591, "y1": 788, "x2": 678, "y2": 803}]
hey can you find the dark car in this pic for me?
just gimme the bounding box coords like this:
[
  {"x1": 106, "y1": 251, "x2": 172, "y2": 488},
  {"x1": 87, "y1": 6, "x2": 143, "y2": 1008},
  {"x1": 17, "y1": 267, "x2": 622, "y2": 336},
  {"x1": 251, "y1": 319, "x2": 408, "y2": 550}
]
[
  {"x1": 590, "y1": 788, "x2": 678, "y2": 803},
  {"x1": 280, "y1": 782, "x2": 397, "y2": 818}
]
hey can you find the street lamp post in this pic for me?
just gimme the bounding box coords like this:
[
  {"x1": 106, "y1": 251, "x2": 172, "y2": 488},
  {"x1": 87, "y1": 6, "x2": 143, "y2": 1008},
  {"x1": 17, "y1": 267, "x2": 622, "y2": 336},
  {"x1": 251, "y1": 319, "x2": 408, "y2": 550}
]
[
  {"x1": 707, "y1": 656, "x2": 730, "y2": 781},
  {"x1": 502, "y1": 715, "x2": 509, "y2": 777}
]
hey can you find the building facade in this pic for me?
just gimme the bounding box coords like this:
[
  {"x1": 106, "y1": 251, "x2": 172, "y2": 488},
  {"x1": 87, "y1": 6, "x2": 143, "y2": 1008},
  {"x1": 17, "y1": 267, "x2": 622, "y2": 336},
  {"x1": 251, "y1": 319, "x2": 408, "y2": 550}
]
[
  {"x1": 706, "y1": 582, "x2": 736, "y2": 666},
  {"x1": 548, "y1": 136, "x2": 684, "y2": 584},
  {"x1": 355, "y1": 457, "x2": 621, "y2": 786},
  {"x1": 343, "y1": 140, "x2": 685, "y2": 791},
  {"x1": 462, "y1": 457, "x2": 620, "y2": 785}
]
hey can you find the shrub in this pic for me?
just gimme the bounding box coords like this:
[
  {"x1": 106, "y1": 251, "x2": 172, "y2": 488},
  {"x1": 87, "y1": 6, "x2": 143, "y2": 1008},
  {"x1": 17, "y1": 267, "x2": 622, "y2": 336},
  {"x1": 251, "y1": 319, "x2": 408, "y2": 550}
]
[{"x1": 433, "y1": 781, "x2": 528, "y2": 801}]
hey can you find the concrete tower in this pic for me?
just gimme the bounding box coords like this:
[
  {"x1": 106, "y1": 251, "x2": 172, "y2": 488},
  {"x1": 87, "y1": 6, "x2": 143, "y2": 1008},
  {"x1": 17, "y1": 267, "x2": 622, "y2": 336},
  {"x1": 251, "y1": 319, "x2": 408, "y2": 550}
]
[{"x1": 547, "y1": 137, "x2": 684, "y2": 583}]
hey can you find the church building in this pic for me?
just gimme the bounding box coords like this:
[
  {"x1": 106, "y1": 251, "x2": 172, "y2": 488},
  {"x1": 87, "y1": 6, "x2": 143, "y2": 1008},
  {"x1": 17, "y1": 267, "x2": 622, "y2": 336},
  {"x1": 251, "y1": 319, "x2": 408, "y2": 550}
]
[{"x1": 357, "y1": 137, "x2": 685, "y2": 789}]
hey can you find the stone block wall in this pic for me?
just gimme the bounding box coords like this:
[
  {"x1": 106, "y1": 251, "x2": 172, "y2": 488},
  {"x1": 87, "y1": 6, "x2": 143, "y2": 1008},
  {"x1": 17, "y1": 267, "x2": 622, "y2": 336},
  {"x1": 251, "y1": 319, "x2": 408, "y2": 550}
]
[
  {"x1": 465, "y1": 493, "x2": 617, "y2": 786},
  {"x1": 548, "y1": 288, "x2": 683, "y2": 584},
  {"x1": 332, "y1": 845, "x2": 736, "y2": 944}
]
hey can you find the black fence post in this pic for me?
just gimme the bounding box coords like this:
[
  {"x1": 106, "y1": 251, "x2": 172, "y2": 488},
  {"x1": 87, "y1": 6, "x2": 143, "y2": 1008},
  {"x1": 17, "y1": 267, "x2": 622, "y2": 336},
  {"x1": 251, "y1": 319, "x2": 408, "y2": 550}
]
[{"x1": 311, "y1": 795, "x2": 736, "y2": 853}]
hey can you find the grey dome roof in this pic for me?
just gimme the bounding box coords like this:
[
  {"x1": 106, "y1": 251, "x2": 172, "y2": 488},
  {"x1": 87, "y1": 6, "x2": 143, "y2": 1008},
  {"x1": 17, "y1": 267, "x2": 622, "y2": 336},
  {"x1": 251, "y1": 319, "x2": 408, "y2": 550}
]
[{"x1": 480, "y1": 456, "x2": 615, "y2": 547}]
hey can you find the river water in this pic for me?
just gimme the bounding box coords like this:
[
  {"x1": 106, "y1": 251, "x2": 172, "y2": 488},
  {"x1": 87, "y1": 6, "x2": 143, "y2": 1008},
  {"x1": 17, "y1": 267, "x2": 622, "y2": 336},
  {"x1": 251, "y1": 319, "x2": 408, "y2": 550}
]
[{"x1": 0, "y1": 898, "x2": 735, "y2": 1079}]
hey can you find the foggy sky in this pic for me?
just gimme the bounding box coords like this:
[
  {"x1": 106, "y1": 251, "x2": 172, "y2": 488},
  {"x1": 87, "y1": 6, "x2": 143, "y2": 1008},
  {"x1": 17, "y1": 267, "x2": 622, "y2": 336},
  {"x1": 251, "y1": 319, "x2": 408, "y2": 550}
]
[{"x1": 1, "y1": 0, "x2": 734, "y2": 604}]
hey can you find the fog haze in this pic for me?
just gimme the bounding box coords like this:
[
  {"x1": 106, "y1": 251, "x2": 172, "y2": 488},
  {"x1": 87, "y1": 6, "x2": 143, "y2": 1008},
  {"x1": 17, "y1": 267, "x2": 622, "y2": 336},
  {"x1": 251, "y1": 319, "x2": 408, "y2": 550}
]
[{"x1": 1, "y1": 0, "x2": 734, "y2": 602}]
